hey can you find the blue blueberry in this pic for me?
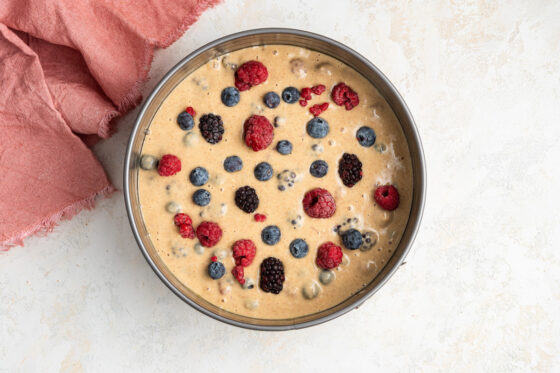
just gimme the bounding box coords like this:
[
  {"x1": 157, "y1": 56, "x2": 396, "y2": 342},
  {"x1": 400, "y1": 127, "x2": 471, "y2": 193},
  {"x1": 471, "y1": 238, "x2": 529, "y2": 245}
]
[
  {"x1": 177, "y1": 112, "x2": 194, "y2": 131},
  {"x1": 254, "y1": 162, "x2": 273, "y2": 181},
  {"x1": 223, "y1": 156, "x2": 243, "y2": 172},
  {"x1": 261, "y1": 225, "x2": 281, "y2": 245},
  {"x1": 208, "y1": 261, "x2": 225, "y2": 279},
  {"x1": 189, "y1": 167, "x2": 208, "y2": 186},
  {"x1": 192, "y1": 189, "x2": 211, "y2": 206},
  {"x1": 342, "y1": 229, "x2": 363, "y2": 250},
  {"x1": 356, "y1": 126, "x2": 376, "y2": 147},
  {"x1": 282, "y1": 87, "x2": 300, "y2": 104},
  {"x1": 289, "y1": 239, "x2": 309, "y2": 258},
  {"x1": 263, "y1": 92, "x2": 280, "y2": 109},
  {"x1": 309, "y1": 160, "x2": 328, "y2": 178},
  {"x1": 276, "y1": 140, "x2": 292, "y2": 155},
  {"x1": 221, "y1": 87, "x2": 240, "y2": 107},
  {"x1": 306, "y1": 117, "x2": 329, "y2": 138}
]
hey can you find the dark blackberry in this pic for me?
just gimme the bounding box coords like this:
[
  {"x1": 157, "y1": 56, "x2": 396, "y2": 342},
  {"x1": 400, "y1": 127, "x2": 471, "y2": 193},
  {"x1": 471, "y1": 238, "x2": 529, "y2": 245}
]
[
  {"x1": 338, "y1": 153, "x2": 363, "y2": 187},
  {"x1": 234, "y1": 186, "x2": 259, "y2": 213},
  {"x1": 259, "y1": 257, "x2": 285, "y2": 294},
  {"x1": 199, "y1": 114, "x2": 224, "y2": 144}
]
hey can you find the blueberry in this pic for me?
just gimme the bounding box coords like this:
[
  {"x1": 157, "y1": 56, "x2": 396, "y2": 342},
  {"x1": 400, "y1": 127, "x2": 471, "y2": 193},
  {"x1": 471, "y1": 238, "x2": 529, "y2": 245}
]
[
  {"x1": 342, "y1": 229, "x2": 363, "y2": 250},
  {"x1": 189, "y1": 167, "x2": 208, "y2": 186},
  {"x1": 282, "y1": 87, "x2": 300, "y2": 103},
  {"x1": 306, "y1": 117, "x2": 329, "y2": 138},
  {"x1": 276, "y1": 140, "x2": 292, "y2": 155},
  {"x1": 139, "y1": 155, "x2": 157, "y2": 170},
  {"x1": 356, "y1": 126, "x2": 376, "y2": 147},
  {"x1": 289, "y1": 239, "x2": 309, "y2": 258},
  {"x1": 223, "y1": 156, "x2": 243, "y2": 172},
  {"x1": 221, "y1": 87, "x2": 240, "y2": 107},
  {"x1": 254, "y1": 162, "x2": 273, "y2": 181},
  {"x1": 309, "y1": 160, "x2": 328, "y2": 178},
  {"x1": 263, "y1": 92, "x2": 280, "y2": 108},
  {"x1": 192, "y1": 189, "x2": 211, "y2": 206},
  {"x1": 177, "y1": 112, "x2": 194, "y2": 131},
  {"x1": 208, "y1": 261, "x2": 225, "y2": 279},
  {"x1": 261, "y1": 225, "x2": 281, "y2": 245}
]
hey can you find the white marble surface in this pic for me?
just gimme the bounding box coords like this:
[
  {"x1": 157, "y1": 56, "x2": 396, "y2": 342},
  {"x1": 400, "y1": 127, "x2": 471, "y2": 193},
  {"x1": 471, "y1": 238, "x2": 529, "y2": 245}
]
[{"x1": 2, "y1": 1, "x2": 560, "y2": 371}]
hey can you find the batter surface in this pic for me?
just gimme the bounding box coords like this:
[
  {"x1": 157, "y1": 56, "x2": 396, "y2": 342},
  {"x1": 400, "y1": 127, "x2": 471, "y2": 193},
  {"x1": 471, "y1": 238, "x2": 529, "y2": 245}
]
[{"x1": 138, "y1": 45, "x2": 413, "y2": 319}]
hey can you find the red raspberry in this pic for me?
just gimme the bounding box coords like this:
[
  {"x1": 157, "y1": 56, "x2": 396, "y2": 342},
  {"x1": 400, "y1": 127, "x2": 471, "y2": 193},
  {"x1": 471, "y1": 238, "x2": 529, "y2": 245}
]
[
  {"x1": 231, "y1": 265, "x2": 246, "y2": 285},
  {"x1": 211, "y1": 256, "x2": 218, "y2": 262},
  {"x1": 311, "y1": 84, "x2": 326, "y2": 95},
  {"x1": 320, "y1": 102, "x2": 329, "y2": 111},
  {"x1": 157, "y1": 154, "x2": 181, "y2": 176},
  {"x1": 179, "y1": 223, "x2": 195, "y2": 239},
  {"x1": 299, "y1": 99, "x2": 308, "y2": 107},
  {"x1": 186, "y1": 106, "x2": 196, "y2": 117},
  {"x1": 331, "y1": 82, "x2": 359, "y2": 110},
  {"x1": 301, "y1": 87, "x2": 312, "y2": 100},
  {"x1": 254, "y1": 213, "x2": 267, "y2": 222},
  {"x1": 302, "y1": 188, "x2": 336, "y2": 218},
  {"x1": 243, "y1": 115, "x2": 274, "y2": 151},
  {"x1": 195, "y1": 221, "x2": 222, "y2": 247},
  {"x1": 232, "y1": 239, "x2": 257, "y2": 267},
  {"x1": 174, "y1": 213, "x2": 192, "y2": 227},
  {"x1": 374, "y1": 185, "x2": 400, "y2": 211},
  {"x1": 235, "y1": 61, "x2": 268, "y2": 91},
  {"x1": 316, "y1": 242, "x2": 343, "y2": 269}
]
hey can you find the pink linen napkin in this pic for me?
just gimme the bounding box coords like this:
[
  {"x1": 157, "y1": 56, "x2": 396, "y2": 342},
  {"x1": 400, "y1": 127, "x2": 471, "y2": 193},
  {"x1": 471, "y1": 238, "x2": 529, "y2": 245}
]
[{"x1": 0, "y1": 0, "x2": 221, "y2": 248}]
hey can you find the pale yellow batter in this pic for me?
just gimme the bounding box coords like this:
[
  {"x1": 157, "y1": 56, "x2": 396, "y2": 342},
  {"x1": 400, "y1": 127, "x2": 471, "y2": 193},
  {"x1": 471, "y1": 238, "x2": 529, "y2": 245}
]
[{"x1": 138, "y1": 45, "x2": 413, "y2": 319}]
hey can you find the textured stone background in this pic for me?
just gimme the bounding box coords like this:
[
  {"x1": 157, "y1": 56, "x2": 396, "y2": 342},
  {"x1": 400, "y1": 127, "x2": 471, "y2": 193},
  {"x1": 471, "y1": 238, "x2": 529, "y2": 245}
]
[{"x1": 1, "y1": 1, "x2": 559, "y2": 371}]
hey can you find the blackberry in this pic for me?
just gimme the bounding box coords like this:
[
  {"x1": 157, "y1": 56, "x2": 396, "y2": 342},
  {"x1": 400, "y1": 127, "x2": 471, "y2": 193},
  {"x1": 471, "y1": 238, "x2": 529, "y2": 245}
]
[
  {"x1": 338, "y1": 153, "x2": 363, "y2": 187},
  {"x1": 309, "y1": 160, "x2": 328, "y2": 178},
  {"x1": 259, "y1": 257, "x2": 285, "y2": 294},
  {"x1": 234, "y1": 186, "x2": 259, "y2": 213},
  {"x1": 199, "y1": 114, "x2": 224, "y2": 144},
  {"x1": 341, "y1": 229, "x2": 363, "y2": 250}
]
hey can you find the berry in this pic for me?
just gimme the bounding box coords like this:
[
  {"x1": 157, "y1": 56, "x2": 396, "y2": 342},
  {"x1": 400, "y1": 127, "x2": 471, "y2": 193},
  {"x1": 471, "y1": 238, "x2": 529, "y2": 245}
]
[
  {"x1": 174, "y1": 213, "x2": 192, "y2": 227},
  {"x1": 276, "y1": 140, "x2": 292, "y2": 155},
  {"x1": 208, "y1": 261, "x2": 225, "y2": 279},
  {"x1": 309, "y1": 160, "x2": 328, "y2": 178},
  {"x1": 254, "y1": 213, "x2": 267, "y2": 222},
  {"x1": 231, "y1": 265, "x2": 245, "y2": 285},
  {"x1": 341, "y1": 229, "x2": 363, "y2": 250},
  {"x1": 299, "y1": 99, "x2": 308, "y2": 106},
  {"x1": 157, "y1": 154, "x2": 181, "y2": 176},
  {"x1": 306, "y1": 117, "x2": 329, "y2": 138},
  {"x1": 186, "y1": 106, "x2": 196, "y2": 117},
  {"x1": 316, "y1": 242, "x2": 343, "y2": 269},
  {"x1": 232, "y1": 239, "x2": 257, "y2": 267},
  {"x1": 139, "y1": 154, "x2": 157, "y2": 170},
  {"x1": 179, "y1": 223, "x2": 195, "y2": 239},
  {"x1": 259, "y1": 257, "x2": 285, "y2": 294},
  {"x1": 223, "y1": 155, "x2": 243, "y2": 173},
  {"x1": 263, "y1": 92, "x2": 280, "y2": 108},
  {"x1": 289, "y1": 239, "x2": 309, "y2": 258},
  {"x1": 235, "y1": 186, "x2": 259, "y2": 213},
  {"x1": 192, "y1": 189, "x2": 211, "y2": 206},
  {"x1": 281, "y1": 87, "x2": 300, "y2": 103},
  {"x1": 374, "y1": 185, "x2": 400, "y2": 211},
  {"x1": 261, "y1": 225, "x2": 281, "y2": 245},
  {"x1": 302, "y1": 188, "x2": 336, "y2": 218},
  {"x1": 243, "y1": 115, "x2": 274, "y2": 151},
  {"x1": 356, "y1": 126, "x2": 376, "y2": 147},
  {"x1": 177, "y1": 112, "x2": 194, "y2": 130},
  {"x1": 221, "y1": 87, "x2": 240, "y2": 107},
  {"x1": 199, "y1": 113, "x2": 224, "y2": 144},
  {"x1": 309, "y1": 102, "x2": 329, "y2": 117},
  {"x1": 189, "y1": 167, "x2": 208, "y2": 186},
  {"x1": 196, "y1": 221, "x2": 222, "y2": 247},
  {"x1": 254, "y1": 162, "x2": 273, "y2": 181},
  {"x1": 301, "y1": 87, "x2": 312, "y2": 100},
  {"x1": 235, "y1": 61, "x2": 268, "y2": 91},
  {"x1": 211, "y1": 256, "x2": 218, "y2": 262},
  {"x1": 338, "y1": 153, "x2": 363, "y2": 187},
  {"x1": 332, "y1": 82, "x2": 359, "y2": 110},
  {"x1": 311, "y1": 84, "x2": 326, "y2": 95}
]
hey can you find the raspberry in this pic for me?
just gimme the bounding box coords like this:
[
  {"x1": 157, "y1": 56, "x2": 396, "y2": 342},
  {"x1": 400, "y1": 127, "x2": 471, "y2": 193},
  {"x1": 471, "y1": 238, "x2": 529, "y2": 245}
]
[
  {"x1": 173, "y1": 213, "x2": 192, "y2": 227},
  {"x1": 199, "y1": 113, "x2": 224, "y2": 144},
  {"x1": 254, "y1": 213, "x2": 267, "y2": 222},
  {"x1": 311, "y1": 84, "x2": 326, "y2": 95},
  {"x1": 232, "y1": 265, "x2": 245, "y2": 285},
  {"x1": 309, "y1": 102, "x2": 329, "y2": 117},
  {"x1": 243, "y1": 115, "x2": 274, "y2": 151},
  {"x1": 299, "y1": 99, "x2": 308, "y2": 107},
  {"x1": 179, "y1": 223, "x2": 195, "y2": 239},
  {"x1": 211, "y1": 256, "x2": 218, "y2": 262},
  {"x1": 235, "y1": 61, "x2": 268, "y2": 91},
  {"x1": 338, "y1": 153, "x2": 363, "y2": 187},
  {"x1": 331, "y1": 82, "x2": 359, "y2": 110},
  {"x1": 259, "y1": 257, "x2": 285, "y2": 294},
  {"x1": 374, "y1": 185, "x2": 400, "y2": 211},
  {"x1": 301, "y1": 87, "x2": 312, "y2": 100},
  {"x1": 232, "y1": 239, "x2": 257, "y2": 267},
  {"x1": 316, "y1": 242, "x2": 343, "y2": 269},
  {"x1": 235, "y1": 186, "x2": 259, "y2": 213},
  {"x1": 302, "y1": 188, "x2": 336, "y2": 218},
  {"x1": 186, "y1": 106, "x2": 196, "y2": 117},
  {"x1": 195, "y1": 221, "x2": 222, "y2": 247},
  {"x1": 157, "y1": 154, "x2": 181, "y2": 176}
]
